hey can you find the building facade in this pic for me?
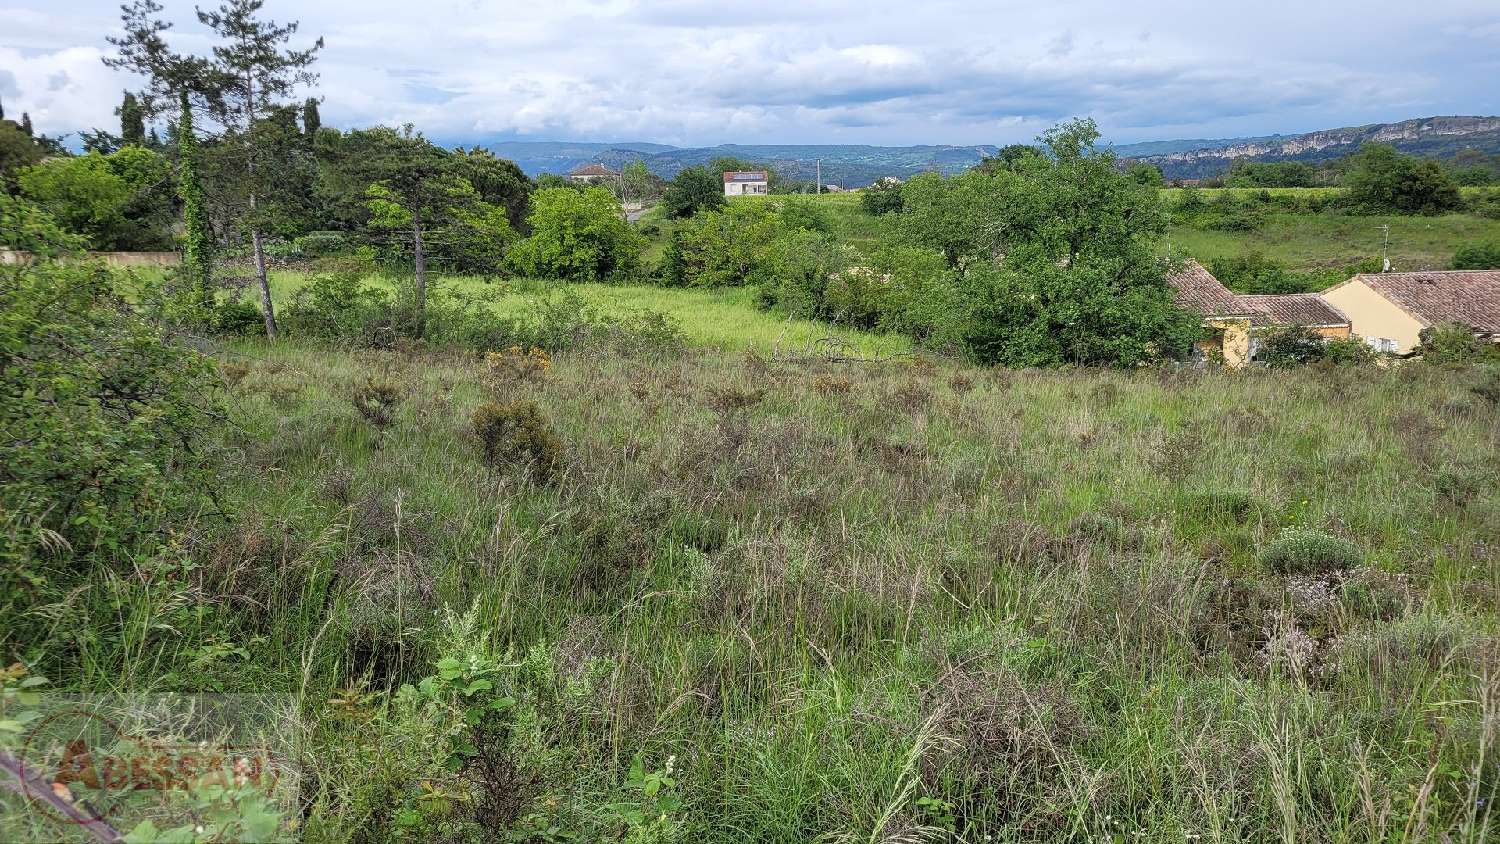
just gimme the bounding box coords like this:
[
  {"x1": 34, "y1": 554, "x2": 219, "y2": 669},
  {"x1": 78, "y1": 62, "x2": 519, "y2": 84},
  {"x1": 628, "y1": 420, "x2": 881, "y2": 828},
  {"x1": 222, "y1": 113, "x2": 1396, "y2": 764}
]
[{"x1": 723, "y1": 171, "x2": 769, "y2": 196}]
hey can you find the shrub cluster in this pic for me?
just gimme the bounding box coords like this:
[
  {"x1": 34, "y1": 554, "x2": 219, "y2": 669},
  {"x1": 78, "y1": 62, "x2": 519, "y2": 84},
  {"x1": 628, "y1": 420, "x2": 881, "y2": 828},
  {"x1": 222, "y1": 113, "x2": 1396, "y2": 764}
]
[
  {"x1": 472, "y1": 400, "x2": 563, "y2": 481},
  {"x1": 1260, "y1": 528, "x2": 1362, "y2": 575}
]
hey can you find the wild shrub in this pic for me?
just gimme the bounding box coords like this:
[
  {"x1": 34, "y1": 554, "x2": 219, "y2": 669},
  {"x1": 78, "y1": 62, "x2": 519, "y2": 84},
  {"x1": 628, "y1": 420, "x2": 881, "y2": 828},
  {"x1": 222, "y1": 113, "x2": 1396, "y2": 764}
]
[
  {"x1": 705, "y1": 386, "x2": 765, "y2": 415},
  {"x1": 507, "y1": 186, "x2": 643, "y2": 281},
  {"x1": 1319, "y1": 336, "x2": 1377, "y2": 366},
  {"x1": 1256, "y1": 326, "x2": 1329, "y2": 367},
  {"x1": 1182, "y1": 488, "x2": 1259, "y2": 524},
  {"x1": 351, "y1": 378, "x2": 403, "y2": 428},
  {"x1": 1450, "y1": 241, "x2": 1500, "y2": 269},
  {"x1": 210, "y1": 299, "x2": 266, "y2": 336},
  {"x1": 1433, "y1": 462, "x2": 1491, "y2": 509},
  {"x1": 1, "y1": 253, "x2": 219, "y2": 569},
  {"x1": 1417, "y1": 322, "x2": 1496, "y2": 364},
  {"x1": 1260, "y1": 528, "x2": 1362, "y2": 576},
  {"x1": 812, "y1": 374, "x2": 853, "y2": 395},
  {"x1": 1472, "y1": 366, "x2": 1500, "y2": 404},
  {"x1": 472, "y1": 400, "x2": 563, "y2": 481},
  {"x1": 280, "y1": 266, "x2": 393, "y2": 343},
  {"x1": 484, "y1": 345, "x2": 551, "y2": 393}
]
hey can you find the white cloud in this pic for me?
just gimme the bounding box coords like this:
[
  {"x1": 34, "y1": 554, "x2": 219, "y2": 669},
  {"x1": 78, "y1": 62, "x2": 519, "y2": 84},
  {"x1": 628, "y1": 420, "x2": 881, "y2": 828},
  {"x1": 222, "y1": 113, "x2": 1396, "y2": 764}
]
[{"x1": 1, "y1": 0, "x2": 1496, "y2": 145}]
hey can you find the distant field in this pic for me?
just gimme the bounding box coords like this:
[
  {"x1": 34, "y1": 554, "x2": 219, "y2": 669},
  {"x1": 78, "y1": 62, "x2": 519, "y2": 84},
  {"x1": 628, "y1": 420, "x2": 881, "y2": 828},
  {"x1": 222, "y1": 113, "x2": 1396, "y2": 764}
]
[
  {"x1": 266, "y1": 271, "x2": 911, "y2": 357},
  {"x1": 1160, "y1": 185, "x2": 1500, "y2": 202},
  {"x1": 1167, "y1": 212, "x2": 1500, "y2": 272}
]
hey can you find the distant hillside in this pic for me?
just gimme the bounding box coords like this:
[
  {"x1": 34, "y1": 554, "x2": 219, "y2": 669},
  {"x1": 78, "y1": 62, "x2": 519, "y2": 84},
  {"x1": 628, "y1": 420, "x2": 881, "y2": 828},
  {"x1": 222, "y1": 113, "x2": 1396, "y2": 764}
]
[
  {"x1": 1128, "y1": 116, "x2": 1500, "y2": 179},
  {"x1": 487, "y1": 141, "x2": 997, "y2": 188}
]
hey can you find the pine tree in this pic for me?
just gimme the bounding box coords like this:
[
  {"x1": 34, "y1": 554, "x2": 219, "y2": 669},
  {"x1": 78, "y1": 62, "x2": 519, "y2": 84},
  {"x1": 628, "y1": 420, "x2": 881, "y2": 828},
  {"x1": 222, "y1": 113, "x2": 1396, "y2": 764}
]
[
  {"x1": 120, "y1": 92, "x2": 146, "y2": 146},
  {"x1": 177, "y1": 91, "x2": 212, "y2": 310},
  {"x1": 20, "y1": 113, "x2": 33, "y2": 136},
  {"x1": 302, "y1": 97, "x2": 321, "y2": 139}
]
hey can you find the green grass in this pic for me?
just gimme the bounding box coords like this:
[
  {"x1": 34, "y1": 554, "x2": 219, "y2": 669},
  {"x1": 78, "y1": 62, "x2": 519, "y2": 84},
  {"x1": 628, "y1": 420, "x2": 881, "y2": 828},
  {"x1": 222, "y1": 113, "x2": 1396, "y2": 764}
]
[
  {"x1": 265, "y1": 270, "x2": 912, "y2": 357},
  {"x1": 1168, "y1": 211, "x2": 1500, "y2": 272},
  {"x1": 18, "y1": 314, "x2": 1500, "y2": 840},
  {"x1": 1159, "y1": 185, "x2": 1500, "y2": 202}
]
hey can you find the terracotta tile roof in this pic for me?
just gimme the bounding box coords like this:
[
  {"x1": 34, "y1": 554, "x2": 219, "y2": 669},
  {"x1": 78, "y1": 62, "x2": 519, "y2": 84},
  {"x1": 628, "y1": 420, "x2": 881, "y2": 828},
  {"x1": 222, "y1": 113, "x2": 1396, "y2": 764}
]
[
  {"x1": 723, "y1": 170, "x2": 769, "y2": 183},
  {"x1": 1238, "y1": 294, "x2": 1351, "y2": 327},
  {"x1": 1345, "y1": 270, "x2": 1500, "y2": 334},
  {"x1": 568, "y1": 163, "x2": 617, "y2": 177},
  {"x1": 1166, "y1": 260, "x2": 1255, "y2": 318}
]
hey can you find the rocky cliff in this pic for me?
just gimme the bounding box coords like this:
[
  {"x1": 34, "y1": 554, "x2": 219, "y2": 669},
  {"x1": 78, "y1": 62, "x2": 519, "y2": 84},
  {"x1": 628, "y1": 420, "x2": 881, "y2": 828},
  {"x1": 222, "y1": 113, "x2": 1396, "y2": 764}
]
[{"x1": 1136, "y1": 116, "x2": 1500, "y2": 179}]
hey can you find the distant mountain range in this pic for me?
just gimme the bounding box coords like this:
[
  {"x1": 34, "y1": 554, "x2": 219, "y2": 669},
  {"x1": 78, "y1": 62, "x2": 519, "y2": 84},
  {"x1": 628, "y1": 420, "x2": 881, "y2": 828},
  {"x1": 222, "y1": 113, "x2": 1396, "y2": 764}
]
[
  {"x1": 484, "y1": 116, "x2": 1500, "y2": 187},
  {"x1": 1120, "y1": 116, "x2": 1500, "y2": 179},
  {"x1": 485, "y1": 141, "x2": 997, "y2": 188}
]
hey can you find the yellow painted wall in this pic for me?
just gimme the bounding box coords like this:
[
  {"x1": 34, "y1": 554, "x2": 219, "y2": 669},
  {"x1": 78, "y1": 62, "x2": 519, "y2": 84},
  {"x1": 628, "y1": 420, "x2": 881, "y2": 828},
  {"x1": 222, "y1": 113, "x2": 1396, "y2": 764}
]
[
  {"x1": 1203, "y1": 317, "x2": 1252, "y2": 368},
  {"x1": 1321, "y1": 280, "x2": 1425, "y2": 353}
]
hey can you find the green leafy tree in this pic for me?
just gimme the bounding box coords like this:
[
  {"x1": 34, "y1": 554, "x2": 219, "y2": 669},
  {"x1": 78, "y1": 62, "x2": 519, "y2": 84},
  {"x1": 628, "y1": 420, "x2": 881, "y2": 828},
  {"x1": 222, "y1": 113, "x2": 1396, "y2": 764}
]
[
  {"x1": 621, "y1": 159, "x2": 659, "y2": 204},
  {"x1": 896, "y1": 169, "x2": 1011, "y2": 269},
  {"x1": 0, "y1": 121, "x2": 45, "y2": 190},
  {"x1": 1126, "y1": 161, "x2": 1164, "y2": 187},
  {"x1": 107, "y1": 0, "x2": 323, "y2": 339},
  {"x1": 453, "y1": 147, "x2": 533, "y2": 231},
  {"x1": 975, "y1": 143, "x2": 1042, "y2": 173},
  {"x1": 119, "y1": 91, "x2": 147, "y2": 145},
  {"x1": 17, "y1": 154, "x2": 134, "y2": 248},
  {"x1": 1224, "y1": 160, "x2": 1316, "y2": 188},
  {"x1": 860, "y1": 177, "x2": 905, "y2": 215},
  {"x1": 661, "y1": 166, "x2": 725, "y2": 219},
  {"x1": 1343, "y1": 143, "x2": 1462, "y2": 215},
  {"x1": 508, "y1": 186, "x2": 642, "y2": 281},
  {"x1": 913, "y1": 119, "x2": 1199, "y2": 367},
  {"x1": 356, "y1": 128, "x2": 468, "y2": 336}
]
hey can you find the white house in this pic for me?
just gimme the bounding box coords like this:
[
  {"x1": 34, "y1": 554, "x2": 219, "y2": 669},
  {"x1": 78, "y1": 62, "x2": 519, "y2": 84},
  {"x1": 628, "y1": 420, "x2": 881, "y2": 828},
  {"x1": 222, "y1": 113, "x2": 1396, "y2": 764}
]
[{"x1": 723, "y1": 170, "x2": 769, "y2": 196}]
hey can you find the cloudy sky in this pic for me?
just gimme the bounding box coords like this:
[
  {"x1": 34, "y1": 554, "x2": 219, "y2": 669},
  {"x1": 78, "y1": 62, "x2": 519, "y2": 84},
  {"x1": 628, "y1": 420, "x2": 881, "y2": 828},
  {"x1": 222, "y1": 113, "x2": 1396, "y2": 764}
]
[{"x1": 3, "y1": 0, "x2": 1498, "y2": 148}]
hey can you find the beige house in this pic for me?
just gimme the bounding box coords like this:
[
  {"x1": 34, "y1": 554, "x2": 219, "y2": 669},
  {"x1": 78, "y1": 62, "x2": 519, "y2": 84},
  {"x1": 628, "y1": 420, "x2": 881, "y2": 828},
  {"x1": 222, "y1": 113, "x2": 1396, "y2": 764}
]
[
  {"x1": 568, "y1": 163, "x2": 619, "y2": 184},
  {"x1": 1239, "y1": 294, "x2": 1352, "y2": 339},
  {"x1": 723, "y1": 170, "x2": 769, "y2": 196},
  {"x1": 1167, "y1": 260, "x2": 1257, "y2": 367},
  {"x1": 1321, "y1": 270, "x2": 1500, "y2": 354}
]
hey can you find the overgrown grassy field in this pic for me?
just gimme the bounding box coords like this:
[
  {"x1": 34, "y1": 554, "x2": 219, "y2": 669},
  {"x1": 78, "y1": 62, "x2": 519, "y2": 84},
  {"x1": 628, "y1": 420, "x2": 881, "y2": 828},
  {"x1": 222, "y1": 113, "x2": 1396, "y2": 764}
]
[
  {"x1": 262, "y1": 270, "x2": 911, "y2": 356},
  {"x1": 60, "y1": 320, "x2": 1499, "y2": 841},
  {"x1": 1165, "y1": 211, "x2": 1500, "y2": 272},
  {"x1": 715, "y1": 191, "x2": 1500, "y2": 273}
]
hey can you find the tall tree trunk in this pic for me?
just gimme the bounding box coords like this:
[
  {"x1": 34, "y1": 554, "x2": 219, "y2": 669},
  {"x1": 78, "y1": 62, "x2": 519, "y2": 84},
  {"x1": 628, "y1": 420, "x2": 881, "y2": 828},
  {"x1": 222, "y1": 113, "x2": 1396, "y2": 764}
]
[
  {"x1": 411, "y1": 211, "x2": 426, "y2": 339},
  {"x1": 250, "y1": 213, "x2": 277, "y2": 339},
  {"x1": 244, "y1": 70, "x2": 277, "y2": 339},
  {"x1": 176, "y1": 92, "x2": 212, "y2": 311}
]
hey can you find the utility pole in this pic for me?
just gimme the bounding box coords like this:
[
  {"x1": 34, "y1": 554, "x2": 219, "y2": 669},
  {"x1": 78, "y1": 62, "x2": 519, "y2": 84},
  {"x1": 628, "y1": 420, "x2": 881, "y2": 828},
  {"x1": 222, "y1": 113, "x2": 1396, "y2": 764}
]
[
  {"x1": 816, "y1": 159, "x2": 821, "y2": 195},
  {"x1": 1376, "y1": 224, "x2": 1391, "y2": 272}
]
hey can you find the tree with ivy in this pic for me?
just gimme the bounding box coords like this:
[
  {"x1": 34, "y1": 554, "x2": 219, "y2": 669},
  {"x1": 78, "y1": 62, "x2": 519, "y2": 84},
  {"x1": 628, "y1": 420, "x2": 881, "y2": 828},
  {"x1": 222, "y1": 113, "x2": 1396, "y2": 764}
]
[
  {"x1": 301, "y1": 97, "x2": 321, "y2": 139},
  {"x1": 106, "y1": 0, "x2": 323, "y2": 339},
  {"x1": 177, "y1": 91, "x2": 212, "y2": 306},
  {"x1": 119, "y1": 92, "x2": 147, "y2": 146}
]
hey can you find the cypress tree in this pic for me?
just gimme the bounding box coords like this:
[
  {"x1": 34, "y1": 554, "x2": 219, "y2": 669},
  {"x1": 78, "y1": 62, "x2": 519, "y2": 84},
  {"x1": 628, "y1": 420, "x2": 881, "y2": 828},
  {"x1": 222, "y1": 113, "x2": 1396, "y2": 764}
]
[
  {"x1": 302, "y1": 97, "x2": 321, "y2": 139},
  {"x1": 120, "y1": 93, "x2": 146, "y2": 146},
  {"x1": 0, "y1": 95, "x2": 5, "y2": 121},
  {"x1": 177, "y1": 91, "x2": 212, "y2": 309},
  {"x1": 20, "y1": 113, "x2": 33, "y2": 136}
]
